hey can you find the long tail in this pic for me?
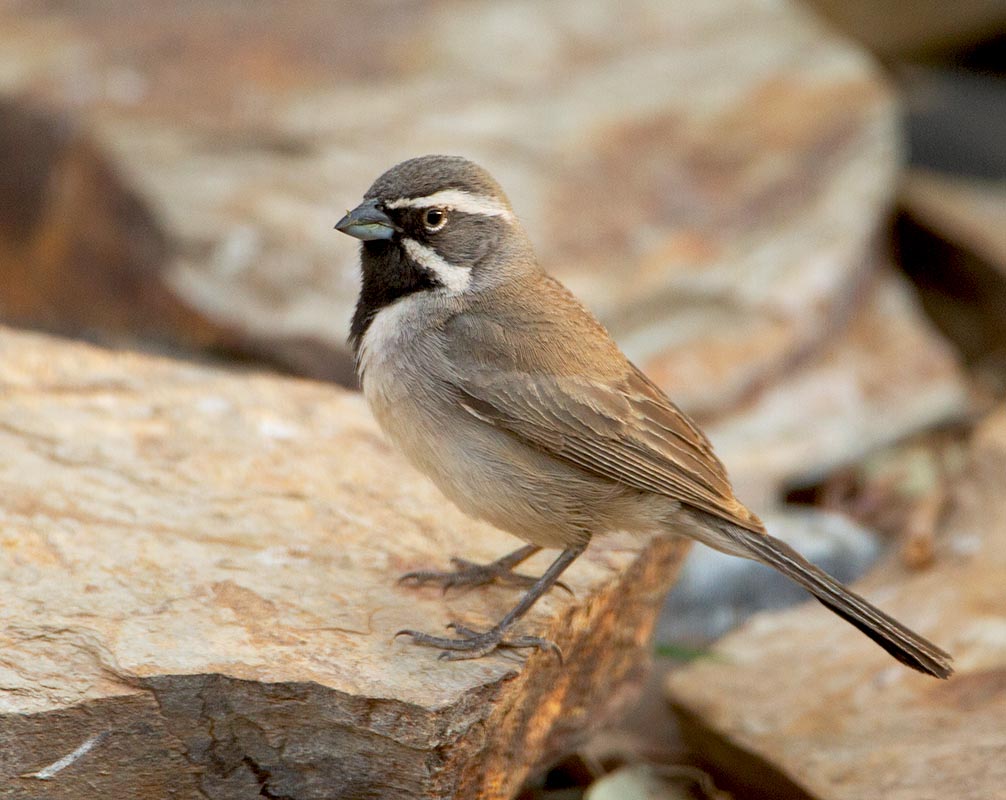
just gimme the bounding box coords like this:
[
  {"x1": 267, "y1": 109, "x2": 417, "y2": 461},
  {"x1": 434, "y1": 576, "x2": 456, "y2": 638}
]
[{"x1": 714, "y1": 521, "x2": 954, "y2": 678}]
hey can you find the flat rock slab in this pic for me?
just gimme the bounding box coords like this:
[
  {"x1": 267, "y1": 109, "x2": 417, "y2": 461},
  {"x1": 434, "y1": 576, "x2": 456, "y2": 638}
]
[
  {"x1": 665, "y1": 409, "x2": 1006, "y2": 800},
  {"x1": 0, "y1": 327, "x2": 688, "y2": 800},
  {"x1": 707, "y1": 268, "x2": 970, "y2": 504},
  {"x1": 1, "y1": 0, "x2": 896, "y2": 412}
]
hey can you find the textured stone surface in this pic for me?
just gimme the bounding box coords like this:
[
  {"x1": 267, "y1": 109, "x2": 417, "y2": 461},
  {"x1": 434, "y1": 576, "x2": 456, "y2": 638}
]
[
  {"x1": 665, "y1": 408, "x2": 1006, "y2": 800},
  {"x1": 706, "y1": 268, "x2": 970, "y2": 506},
  {"x1": 0, "y1": 0, "x2": 897, "y2": 409},
  {"x1": 0, "y1": 326, "x2": 688, "y2": 800}
]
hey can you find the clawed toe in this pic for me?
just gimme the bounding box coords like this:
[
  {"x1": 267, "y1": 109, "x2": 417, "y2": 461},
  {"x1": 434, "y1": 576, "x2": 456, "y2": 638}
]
[
  {"x1": 399, "y1": 561, "x2": 520, "y2": 592},
  {"x1": 397, "y1": 545, "x2": 577, "y2": 599},
  {"x1": 398, "y1": 561, "x2": 573, "y2": 596},
  {"x1": 396, "y1": 622, "x2": 562, "y2": 662},
  {"x1": 394, "y1": 547, "x2": 581, "y2": 663},
  {"x1": 397, "y1": 569, "x2": 465, "y2": 594}
]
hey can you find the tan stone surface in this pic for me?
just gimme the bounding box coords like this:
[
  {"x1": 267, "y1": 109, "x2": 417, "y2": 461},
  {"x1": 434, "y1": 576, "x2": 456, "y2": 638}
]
[
  {"x1": 707, "y1": 268, "x2": 970, "y2": 505},
  {"x1": 0, "y1": 326, "x2": 688, "y2": 799},
  {"x1": 0, "y1": 0, "x2": 897, "y2": 411},
  {"x1": 665, "y1": 408, "x2": 1006, "y2": 800}
]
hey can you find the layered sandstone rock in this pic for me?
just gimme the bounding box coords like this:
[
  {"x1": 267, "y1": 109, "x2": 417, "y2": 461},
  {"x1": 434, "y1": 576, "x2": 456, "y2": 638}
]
[
  {"x1": 665, "y1": 408, "x2": 1006, "y2": 800},
  {"x1": 0, "y1": 0, "x2": 897, "y2": 406},
  {"x1": 0, "y1": 326, "x2": 687, "y2": 800}
]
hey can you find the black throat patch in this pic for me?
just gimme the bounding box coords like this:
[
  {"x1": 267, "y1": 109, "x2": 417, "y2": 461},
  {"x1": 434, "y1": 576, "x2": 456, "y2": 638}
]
[{"x1": 349, "y1": 239, "x2": 438, "y2": 358}]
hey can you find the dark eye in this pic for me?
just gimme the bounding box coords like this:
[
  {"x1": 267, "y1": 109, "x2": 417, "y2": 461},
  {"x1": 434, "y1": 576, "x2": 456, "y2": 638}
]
[{"x1": 423, "y1": 208, "x2": 447, "y2": 231}]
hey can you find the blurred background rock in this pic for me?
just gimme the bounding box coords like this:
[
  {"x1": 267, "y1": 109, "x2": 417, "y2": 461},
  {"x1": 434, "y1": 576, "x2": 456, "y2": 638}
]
[{"x1": 1, "y1": 1, "x2": 1003, "y2": 798}]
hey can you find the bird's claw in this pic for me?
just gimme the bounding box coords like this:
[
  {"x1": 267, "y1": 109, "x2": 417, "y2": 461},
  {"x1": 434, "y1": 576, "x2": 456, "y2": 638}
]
[
  {"x1": 395, "y1": 622, "x2": 562, "y2": 662},
  {"x1": 398, "y1": 559, "x2": 572, "y2": 596}
]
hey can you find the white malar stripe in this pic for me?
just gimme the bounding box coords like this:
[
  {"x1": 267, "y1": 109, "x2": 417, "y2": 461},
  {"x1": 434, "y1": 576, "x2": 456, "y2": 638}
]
[
  {"x1": 385, "y1": 189, "x2": 514, "y2": 221},
  {"x1": 401, "y1": 238, "x2": 471, "y2": 293}
]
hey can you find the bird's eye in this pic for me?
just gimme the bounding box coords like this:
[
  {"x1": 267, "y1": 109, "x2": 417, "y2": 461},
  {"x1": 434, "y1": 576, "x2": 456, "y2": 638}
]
[{"x1": 423, "y1": 208, "x2": 447, "y2": 231}]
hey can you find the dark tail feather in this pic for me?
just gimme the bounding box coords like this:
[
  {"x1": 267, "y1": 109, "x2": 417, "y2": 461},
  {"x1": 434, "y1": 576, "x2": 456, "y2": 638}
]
[{"x1": 728, "y1": 526, "x2": 953, "y2": 679}]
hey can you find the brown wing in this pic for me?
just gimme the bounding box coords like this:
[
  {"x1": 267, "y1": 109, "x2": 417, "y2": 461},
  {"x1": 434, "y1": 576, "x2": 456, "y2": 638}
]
[
  {"x1": 444, "y1": 275, "x2": 763, "y2": 533},
  {"x1": 453, "y1": 364, "x2": 763, "y2": 534}
]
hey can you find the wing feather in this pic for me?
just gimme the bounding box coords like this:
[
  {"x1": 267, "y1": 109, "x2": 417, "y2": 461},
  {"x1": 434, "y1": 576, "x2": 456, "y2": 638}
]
[
  {"x1": 443, "y1": 286, "x2": 762, "y2": 533},
  {"x1": 455, "y1": 367, "x2": 763, "y2": 533}
]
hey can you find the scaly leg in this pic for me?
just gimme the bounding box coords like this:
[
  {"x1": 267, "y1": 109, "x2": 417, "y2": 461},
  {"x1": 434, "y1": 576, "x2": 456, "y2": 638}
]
[{"x1": 396, "y1": 545, "x2": 585, "y2": 660}]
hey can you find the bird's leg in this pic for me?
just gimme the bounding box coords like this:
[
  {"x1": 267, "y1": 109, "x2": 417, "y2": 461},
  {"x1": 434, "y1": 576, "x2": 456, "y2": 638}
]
[
  {"x1": 396, "y1": 545, "x2": 585, "y2": 660},
  {"x1": 399, "y1": 544, "x2": 572, "y2": 595}
]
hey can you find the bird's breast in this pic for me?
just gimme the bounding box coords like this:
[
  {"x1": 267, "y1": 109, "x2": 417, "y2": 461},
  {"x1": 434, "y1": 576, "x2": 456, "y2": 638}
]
[
  {"x1": 355, "y1": 293, "x2": 672, "y2": 549},
  {"x1": 356, "y1": 297, "x2": 415, "y2": 392}
]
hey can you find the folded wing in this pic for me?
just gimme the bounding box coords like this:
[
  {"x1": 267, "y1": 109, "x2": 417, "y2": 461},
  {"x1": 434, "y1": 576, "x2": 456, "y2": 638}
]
[{"x1": 454, "y1": 365, "x2": 764, "y2": 534}]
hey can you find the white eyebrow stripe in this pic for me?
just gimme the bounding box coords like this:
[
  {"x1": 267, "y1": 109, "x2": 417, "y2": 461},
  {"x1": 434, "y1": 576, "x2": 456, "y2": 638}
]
[
  {"x1": 401, "y1": 238, "x2": 471, "y2": 293},
  {"x1": 385, "y1": 189, "x2": 514, "y2": 220}
]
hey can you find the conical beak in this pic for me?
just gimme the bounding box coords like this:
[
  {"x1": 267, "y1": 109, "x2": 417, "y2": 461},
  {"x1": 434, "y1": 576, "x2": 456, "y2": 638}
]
[{"x1": 334, "y1": 199, "x2": 398, "y2": 241}]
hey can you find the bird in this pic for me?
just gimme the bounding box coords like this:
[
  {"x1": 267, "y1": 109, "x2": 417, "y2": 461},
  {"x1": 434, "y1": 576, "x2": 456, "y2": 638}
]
[{"x1": 333, "y1": 154, "x2": 953, "y2": 677}]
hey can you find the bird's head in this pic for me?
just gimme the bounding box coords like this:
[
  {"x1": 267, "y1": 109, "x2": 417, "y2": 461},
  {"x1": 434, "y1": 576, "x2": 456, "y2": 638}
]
[{"x1": 336, "y1": 155, "x2": 534, "y2": 310}]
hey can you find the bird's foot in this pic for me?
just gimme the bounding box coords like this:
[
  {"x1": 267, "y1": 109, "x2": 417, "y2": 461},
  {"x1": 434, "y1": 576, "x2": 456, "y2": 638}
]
[
  {"x1": 395, "y1": 621, "x2": 562, "y2": 662},
  {"x1": 399, "y1": 557, "x2": 571, "y2": 595}
]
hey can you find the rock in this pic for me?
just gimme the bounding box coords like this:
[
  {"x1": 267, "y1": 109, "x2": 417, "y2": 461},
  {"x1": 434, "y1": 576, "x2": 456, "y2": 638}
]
[
  {"x1": 704, "y1": 268, "x2": 970, "y2": 507},
  {"x1": 665, "y1": 408, "x2": 1006, "y2": 800},
  {"x1": 656, "y1": 508, "x2": 881, "y2": 647},
  {"x1": 902, "y1": 170, "x2": 1006, "y2": 275},
  {"x1": 585, "y1": 764, "x2": 729, "y2": 800},
  {"x1": 1, "y1": 0, "x2": 897, "y2": 409},
  {"x1": 0, "y1": 326, "x2": 688, "y2": 800},
  {"x1": 0, "y1": 98, "x2": 356, "y2": 382},
  {"x1": 0, "y1": 98, "x2": 235, "y2": 352},
  {"x1": 802, "y1": 0, "x2": 1006, "y2": 57},
  {"x1": 898, "y1": 168, "x2": 1006, "y2": 391}
]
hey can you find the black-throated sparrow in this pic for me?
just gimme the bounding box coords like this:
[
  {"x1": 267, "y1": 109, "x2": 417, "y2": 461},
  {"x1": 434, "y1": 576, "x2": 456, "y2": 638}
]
[{"x1": 334, "y1": 155, "x2": 952, "y2": 677}]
